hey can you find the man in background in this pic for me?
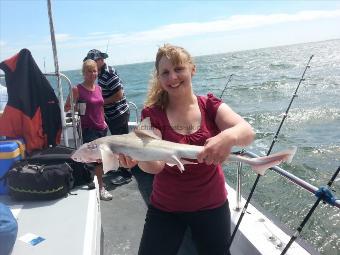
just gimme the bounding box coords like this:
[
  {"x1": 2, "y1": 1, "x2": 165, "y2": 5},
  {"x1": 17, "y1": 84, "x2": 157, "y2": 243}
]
[{"x1": 84, "y1": 49, "x2": 132, "y2": 184}]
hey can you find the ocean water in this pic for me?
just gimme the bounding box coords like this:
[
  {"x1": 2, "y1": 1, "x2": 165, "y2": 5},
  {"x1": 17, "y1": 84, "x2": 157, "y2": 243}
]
[{"x1": 3, "y1": 39, "x2": 339, "y2": 254}]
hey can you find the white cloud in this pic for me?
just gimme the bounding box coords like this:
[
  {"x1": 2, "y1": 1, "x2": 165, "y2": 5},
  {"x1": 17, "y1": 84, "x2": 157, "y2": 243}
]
[
  {"x1": 2, "y1": 9, "x2": 339, "y2": 71},
  {"x1": 88, "y1": 32, "x2": 109, "y2": 36},
  {"x1": 57, "y1": 9, "x2": 340, "y2": 48},
  {"x1": 128, "y1": 9, "x2": 340, "y2": 42},
  {"x1": 55, "y1": 33, "x2": 72, "y2": 42}
]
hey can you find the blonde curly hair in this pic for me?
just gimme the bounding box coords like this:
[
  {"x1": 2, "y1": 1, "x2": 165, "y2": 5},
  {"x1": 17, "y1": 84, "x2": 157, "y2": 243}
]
[
  {"x1": 145, "y1": 44, "x2": 195, "y2": 109},
  {"x1": 82, "y1": 59, "x2": 97, "y2": 75}
]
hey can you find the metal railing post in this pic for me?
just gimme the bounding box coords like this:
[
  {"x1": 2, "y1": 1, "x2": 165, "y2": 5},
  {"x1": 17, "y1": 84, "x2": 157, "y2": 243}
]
[{"x1": 236, "y1": 162, "x2": 243, "y2": 210}]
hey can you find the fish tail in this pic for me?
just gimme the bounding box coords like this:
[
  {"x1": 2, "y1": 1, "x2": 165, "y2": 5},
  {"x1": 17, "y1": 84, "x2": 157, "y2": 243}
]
[{"x1": 285, "y1": 146, "x2": 297, "y2": 163}]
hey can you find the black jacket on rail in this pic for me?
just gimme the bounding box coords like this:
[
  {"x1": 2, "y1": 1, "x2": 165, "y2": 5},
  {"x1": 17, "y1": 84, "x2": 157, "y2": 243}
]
[{"x1": 0, "y1": 48, "x2": 61, "y2": 153}]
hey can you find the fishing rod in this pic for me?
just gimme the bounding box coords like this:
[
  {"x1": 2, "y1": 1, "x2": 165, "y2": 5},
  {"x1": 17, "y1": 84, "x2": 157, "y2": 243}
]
[
  {"x1": 280, "y1": 166, "x2": 339, "y2": 255},
  {"x1": 219, "y1": 74, "x2": 233, "y2": 99},
  {"x1": 105, "y1": 39, "x2": 110, "y2": 54},
  {"x1": 229, "y1": 55, "x2": 314, "y2": 246}
]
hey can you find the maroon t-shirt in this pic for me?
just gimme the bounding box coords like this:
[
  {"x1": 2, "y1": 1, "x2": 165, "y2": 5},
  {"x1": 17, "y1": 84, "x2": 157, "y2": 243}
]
[
  {"x1": 77, "y1": 84, "x2": 107, "y2": 131},
  {"x1": 141, "y1": 94, "x2": 227, "y2": 212}
]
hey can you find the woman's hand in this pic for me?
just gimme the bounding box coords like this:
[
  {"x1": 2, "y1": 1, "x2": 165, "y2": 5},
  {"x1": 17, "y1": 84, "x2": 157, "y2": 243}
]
[
  {"x1": 197, "y1": 102, "x2": 255, "y2": 166},
  {"x1": 138, "y1": 161, "x2": 165, "y2": 174},
  {"x1": 197, "y1": 131, "x2": 235, "y2": 165},
  {"x1": 64, "y1": 87, "x2": 79, "y2": 112},
  {"x1": 118, "y1": 154, "x2": 138, "y2": 169},
  {"x1": 118, "y1": 153, "x2": 165, "y2": 174}
]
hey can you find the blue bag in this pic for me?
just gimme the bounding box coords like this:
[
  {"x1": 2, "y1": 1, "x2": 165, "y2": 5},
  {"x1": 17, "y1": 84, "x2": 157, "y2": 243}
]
[{"x1": 0, "y1": 203, "x2": 18, "y2": 255}]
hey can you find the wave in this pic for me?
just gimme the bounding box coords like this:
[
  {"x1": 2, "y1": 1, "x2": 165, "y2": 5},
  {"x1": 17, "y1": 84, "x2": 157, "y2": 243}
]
[
  {"x1": 287, "y1": 107, "x2": 340, "y2": 123},
  {"x1": 205, "y1": 76, "x2": 227, "y2": 81},
  {"x1": 245, "y1": 107, "x2": 340, "y2": 128},
  {"x1": 269, "y1": 63, "x2": 295, "y2": 70}
]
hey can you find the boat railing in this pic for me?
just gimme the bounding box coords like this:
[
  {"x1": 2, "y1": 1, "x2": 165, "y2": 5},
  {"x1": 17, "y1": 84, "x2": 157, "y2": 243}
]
[
  {"x1": 235, "y1": 161, "x2": 243, "y2": 210},
  {"x1": 43, "y1": 72, "x2": 81, "y2": 148},
  {"x1": 234, "y1": 150, "x2": 340, "y2": 209},
  {"x1": 0, "y1": 80, "x2": 8, "y2": 116},
  {"x1": 128, "y1": 101, "x2": 139, "y2": 129}
]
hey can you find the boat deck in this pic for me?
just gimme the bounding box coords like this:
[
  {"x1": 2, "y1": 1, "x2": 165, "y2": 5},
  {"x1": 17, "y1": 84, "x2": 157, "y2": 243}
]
[
  {"x1": 1, "y1": 180, "x2": 101, "y2": 255},
  {"x1": 101, "y1": 168, "x2": 149, "y2": 254}
]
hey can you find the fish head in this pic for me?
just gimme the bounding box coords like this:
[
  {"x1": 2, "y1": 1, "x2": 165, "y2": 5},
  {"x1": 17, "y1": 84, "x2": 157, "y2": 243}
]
[{"x1": 71, "y1": 142, "x2": 101, "y2": 163}]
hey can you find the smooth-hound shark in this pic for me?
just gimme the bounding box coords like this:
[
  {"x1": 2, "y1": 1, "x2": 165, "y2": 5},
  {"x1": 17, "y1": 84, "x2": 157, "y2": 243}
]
[{"x1": 71, "y1": 118, "x2": 297, "y2": 175}]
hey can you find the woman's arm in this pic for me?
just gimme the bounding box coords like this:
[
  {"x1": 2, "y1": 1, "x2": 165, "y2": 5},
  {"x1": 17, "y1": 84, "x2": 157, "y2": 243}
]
[
  {"x1": 104, "y1": 89, "x2": 123, "y2": 105},
  {"x1": 197, "y1": 103, "x2": 255, "y2": 165},
  {"x1": 215, "y1": 103, "x2": 255, "y2": 146},
  {"x1": 138, "y1": 161, "x2": 165, "y2": 174},
  {"x1": 64, "y1": 87, "x2": 79, "y2": 112}
]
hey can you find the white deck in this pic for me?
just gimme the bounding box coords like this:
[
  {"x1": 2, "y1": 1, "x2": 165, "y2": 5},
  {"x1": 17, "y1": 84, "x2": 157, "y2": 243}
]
[{"x1": 0, "y1": 178, "x2": 101, "y2": 255}]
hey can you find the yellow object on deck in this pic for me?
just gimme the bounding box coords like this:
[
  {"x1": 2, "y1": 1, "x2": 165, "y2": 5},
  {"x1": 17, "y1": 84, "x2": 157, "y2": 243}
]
[{"x1": 0, "y1": 138, "x2": 26, "y2": 194}]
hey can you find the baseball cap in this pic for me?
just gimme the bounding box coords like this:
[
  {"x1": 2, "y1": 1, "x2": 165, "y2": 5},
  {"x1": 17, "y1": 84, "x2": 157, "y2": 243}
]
[{"x1": 83, "y1": 49, "x2": 108, "y2": 62}]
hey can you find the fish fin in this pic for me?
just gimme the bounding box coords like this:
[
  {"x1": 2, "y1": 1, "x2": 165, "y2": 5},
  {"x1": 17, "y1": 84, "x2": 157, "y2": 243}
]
[
  {"x1": 180, "y1": 159, "x2": 198, "y2": 165},
  {"x1": 99, "y1": 144, "x2": 119, "y2": 173},
  {"x1": 166, "y1": 155, "x2": 185, "y2": 173},
  {"x1": 250, "y1": 159, "x2": 283, "y2": 175},
  {"x1": 134, "y1": 117, "x2": 161, "y2": 140},
  {"x1": 166, "y1": 159, "x2": 197, "y2": 169}
]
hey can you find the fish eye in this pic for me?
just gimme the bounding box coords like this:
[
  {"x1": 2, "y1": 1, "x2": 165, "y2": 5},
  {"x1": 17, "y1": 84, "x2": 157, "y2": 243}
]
[{"x1": 87, "y1": 143, "x2": 98, "y2": 150}]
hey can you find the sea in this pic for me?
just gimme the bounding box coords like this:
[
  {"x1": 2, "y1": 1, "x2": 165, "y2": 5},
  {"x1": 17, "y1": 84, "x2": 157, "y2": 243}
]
[{"x1": 3, "y1": 39, "x2": 340, "y2": 254}]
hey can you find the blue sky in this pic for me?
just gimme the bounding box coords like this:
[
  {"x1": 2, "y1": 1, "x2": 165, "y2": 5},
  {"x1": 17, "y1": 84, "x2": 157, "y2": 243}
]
[{"x1": 1, "y1": 1, "x2": 340, "y2": 72}]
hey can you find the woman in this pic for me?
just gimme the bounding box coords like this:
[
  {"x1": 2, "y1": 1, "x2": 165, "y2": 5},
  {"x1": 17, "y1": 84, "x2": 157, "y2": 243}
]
[
  {"x1": 120, "y1": 44, "x2": 255, "y2": 254},
  {"x1": 64, "y1": 59, "x2": 112, "y2": 201}
]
